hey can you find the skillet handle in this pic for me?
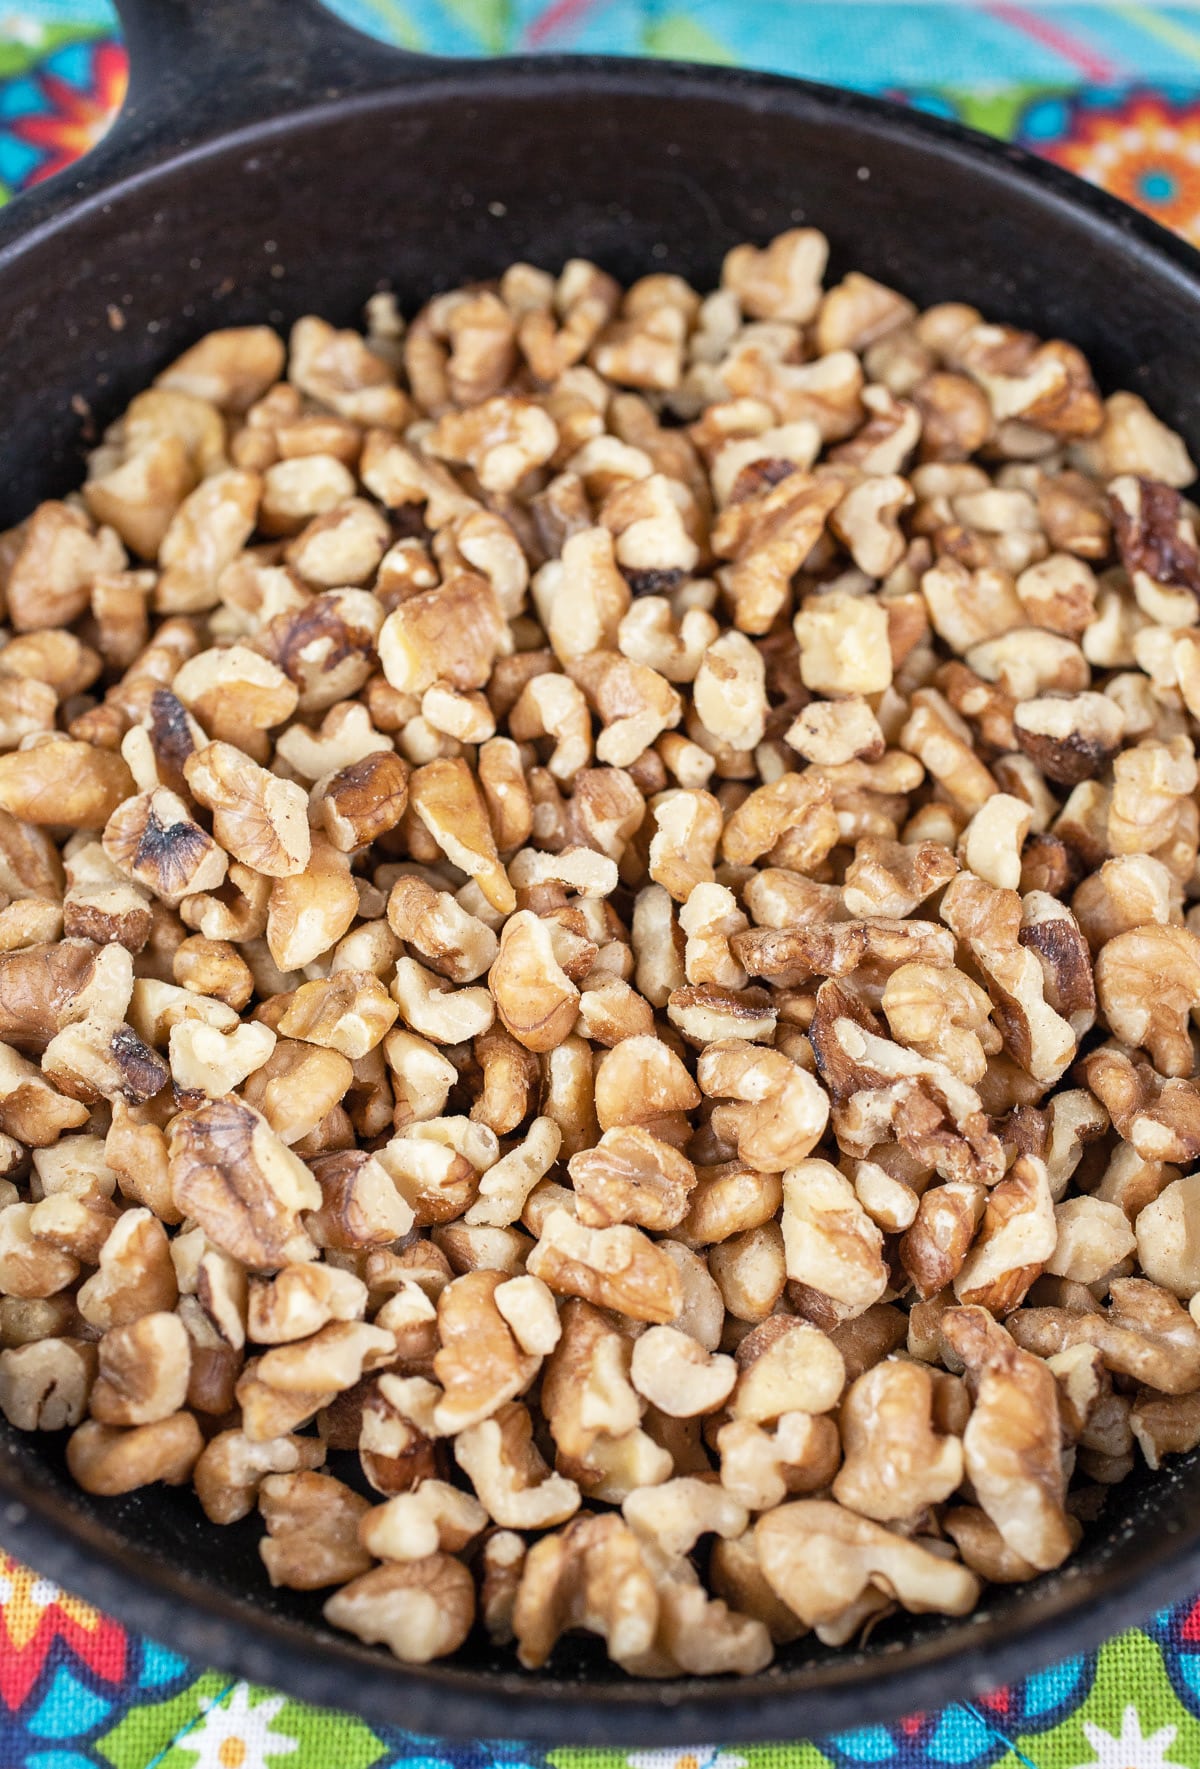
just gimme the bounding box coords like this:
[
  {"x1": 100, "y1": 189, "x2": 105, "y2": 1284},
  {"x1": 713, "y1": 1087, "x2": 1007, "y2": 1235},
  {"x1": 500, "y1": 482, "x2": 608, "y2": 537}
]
[
  {"x1": 0, "y1": 0, "x2": 432, "y2": 249},
  {"x1": 114, "y1": 0, "x2": 431, "y2": 140}
]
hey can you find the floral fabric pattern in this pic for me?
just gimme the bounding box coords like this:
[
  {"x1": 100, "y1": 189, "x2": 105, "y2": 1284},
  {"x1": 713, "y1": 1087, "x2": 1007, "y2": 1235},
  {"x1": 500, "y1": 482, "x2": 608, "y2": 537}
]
[{"x1": 1, "y1": 0, "x2": 1200, "y2": 1762}]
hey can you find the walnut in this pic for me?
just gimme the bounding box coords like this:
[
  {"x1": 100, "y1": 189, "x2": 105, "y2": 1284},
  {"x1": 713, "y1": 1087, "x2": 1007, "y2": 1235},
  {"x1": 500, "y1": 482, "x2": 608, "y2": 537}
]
[
  {"x1": 169, "y1": 1096, "x2": 321, "y2": 1269},
  {"x1": 258, "y1": 1469, "x2": 372, "y2": 1589},
  {"x1": 184, "y1": 742, "x2": 310, "y2": 878},
  {"x1": 697, "y1": 1041, "x2": 829, "y2": 1172},
  {"x1": 526, "y1": 1203, "x2": 682, "y2": 1324},
  {"x1": 511, "y1": 1511, "x2": 661, "y2": 1670},
  {"x1": 325, "y1": 1555, "x2": 475, "y2": 1664},
  {"x1": 954, "y1": 1154, "x2": 1056, "y2": 1313},
  {"x1": 1095, "y1": 923, "x2": 1200, "y2": 1078},
  {"x1": 66, "y1": 1412, "x2": 203, "y2": 1495},
  {"x1": 486, "y1": 910, "x2": 578, "y2": 1053},
  {"x1": 780, "y1": 1159, "x2": 888, "y2": 1316},
  {"x1": 568, "y1": 1126, "x2": 696, "y2": 1231},
  {"x1": 432, "y1": 1268, "x2": 539, "y2": 1433},
  {"x1": 0, "y1": 1337, "x2": 97, "y2": 1431},
  {"x1": 715, "y1": 473, "x2": 845, "y2": 635},
  {"x1": 834, "y1": 1358, "x2": 964, "y2": 1523},
  {"x1": 723, "y1": 228, "x2": 828, "y2": 322},
  {"x1": 721, "y1": 771, "x2": 838, "y2": 869},
  {"x1": 408, "y1": 756, "x2": 514, "y2": 914},
  {"x1": 0, "y1": 738, "x2": 134, "y2": 829},
  {"x1": 941, "y1": 1306, "x2": 1074, "y2": 1570},
  {"x1": 756, "y1": 1500, "x2": 979, "y2": 1629}
]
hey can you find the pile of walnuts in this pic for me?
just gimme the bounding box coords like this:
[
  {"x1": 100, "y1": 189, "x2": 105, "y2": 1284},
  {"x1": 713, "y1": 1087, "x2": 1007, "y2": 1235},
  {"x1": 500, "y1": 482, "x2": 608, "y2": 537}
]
[{"x1": 0, "y1": 229, "x2": 1198, "y2": 1675}]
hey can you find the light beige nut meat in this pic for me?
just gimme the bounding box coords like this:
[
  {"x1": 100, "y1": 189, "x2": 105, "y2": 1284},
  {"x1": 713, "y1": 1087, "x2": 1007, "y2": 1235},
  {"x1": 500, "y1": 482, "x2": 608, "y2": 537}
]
[
  {"x1": 1131, "y1": 1389, "x2": 1200, "y2": 1470},
  {"x1": 408, "y1": 756, "x2": 515, "y2": 914},
  {"x1": 648, "y1": 789, "x2": 724, "y2": 901},
  {"x1": 247, "y1": 1263, "x2": 366, "y2": 1344},
  {"x1": 780, "y1": 1160, "x2": 889, "y2": 1316},
  {"x1": 324, "y1": 1555, "x2": 476, "y2": 1664},
  {"x1": 4, "y1": 502, "x2": 125, "y2": 631},
  {"x1": 713, "y1": 471, "x2": 845, "y2": 635},
  {"x1": 512, "y1": 1511, "x2": 660, "y2": 1671},
  {"x1": 379, "y1": 571, "x2": 506, "y2": 700},
  {"x1": 697, "y1": 1041, "x2": 829, "y2": 1172},
  {"x1": 465, "y1": 1117, "x2": 563, "y2": 1229},
  {"x1": 88, "y1": 1310, "x2": 190, "y2": 1426},
  {"x1": 66, "y1": 1412, "x2": 203, "y2": 1495},
  {"x1": 172, "y1": 645, "x2": 298, "y2": 762},
  {"x1": 1048, "y1": 1195, "x2": 1137, "y2": 1286},
  {"x1": 0, "y1": 738, "x2": 134, "y2": 829},
  {"x1": 710, "y1": 1531, "x2": 807, "y2": 1646},
  {"x1": 629, "y1": 1325, "x2": 737, "y2": 1417},
  {"x1": 238, "y1": 1039, "x2": 355, "y2": 1146},
  {"x1": 941, "y1": 1305, "x2": 1074, "y2": 1571},
  {"x1": 265, "y1": 834, "x2": 358, "y2": 971},
  {"x1": 184, "y1": 742, "x2": 310, "y2": 878},
  {"x1": 256, "y1": 1469, "x2": 372, "y2": 1590},
  {"x1": 723, "y1": 227, "x2": 828, "y2": 322},
  {"x1": 168, "y1": 1096, "x2": 320, "y2": 1269},
  {"x1": 454, "y1": 1401, "x2": 580, "y2": 1529},
  {"x1": 794, "y1": 590, "x2": 893, "y2": 696},
  {"x1": 833, "y1": 1358, "x2": 964, "y2": 1523},
  {"x1": 953, "y1": 1154, "x2": 1057, "y2": 1313},
  {"x1": 566, "y1": 650, "x2": 682, "y2": 768},
  {"x1": 941, "y1": 872, "x2": 1076, "y2": 1086},
  {"x1": 168, "y1": 1018, "x2": 276, "y2": 1096},
  {"x1": 528, "y1": 1208, "x2": 683, "y2": 1324},
  {"x1": 76, "y1": 1208, "x2": 178, "y2": 1331},
  {"x1": 432, "y1": 1268, "x2": 540, "y2": 1434},
  {"x1": 721, "y1": 770, "x2": 839, "y2": 870},
  {"x1": 730, "y1": 1316, "x2": 846, "y2": 1425},
  {"x1": 386, "y1": 875, "x2": 497, "y2": 986},
  {"x1": 488, "y1": 911, "x2": 580, "y2": 1053},
  {"x1": 0, "y1": 1042, "x2": 90, "y2": 1146},
  {"x1": 0, "y1": 1337, "x2": 97, "y2": 1430},
  {"x1": 276, "y1": 971, "x2": 398, "y2": 1061},
  {"x1": 882, "y1": 961, "x2": 999, "y2": 1085},
  {"x1": 1134, "y1": 1173, "x2": 1200, "y2": 1299},
  {"x1": 592, "y1": 1034, "x2": 699, "y2": 1144},
  {"x1": 568, "y1": 1126, "x2": 696, "y2": 1231},
  {"x1": 1011, "y1": 1276, "x2": 1200, "y2": 1393},
  {"x1": 359, "y1": 1478, "x2": 487, "y2": 1562},
  {"x1": 787, "y1": 698, "x2": 885, "y2": 769},
  {"x1": 307, "y1": 1147, "x2": 415, "y2": 1249},
  {"x1": 709, "y1": 1222, "x2": 787, "y2": 1323},
  {"x1": 1095, "y1": 923, "x2": 1200, "y2": 1078},
  {"x1": 756, "y1": 1500, "x2": 980, "y2": 1628}
]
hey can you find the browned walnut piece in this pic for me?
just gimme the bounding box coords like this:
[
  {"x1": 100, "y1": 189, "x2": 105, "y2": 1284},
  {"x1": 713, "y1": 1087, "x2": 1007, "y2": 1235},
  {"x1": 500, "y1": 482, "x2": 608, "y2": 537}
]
[{"x1": 0, "y1": 234, "x2": 1195, "y2": 1673}]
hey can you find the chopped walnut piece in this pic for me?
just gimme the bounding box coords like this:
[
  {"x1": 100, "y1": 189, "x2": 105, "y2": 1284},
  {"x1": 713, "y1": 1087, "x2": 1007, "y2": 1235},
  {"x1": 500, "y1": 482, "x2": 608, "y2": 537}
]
[
  {"x1": 325, "y1": 1556, "x2": 475, "y2": 1664},
  {"x1": 528, "y1": 1209, "x2": 683, "y2": 1323},
  {"x1": 184, "y1": 742, "x2": 310, "y2": 878},
  {"x1": 942, "y1": 1306, "x2": 1074, "y2": 1571},
  {"x1": 834, "y1": 1358, "x2": 964, "y2": 1523},
  {"x1": 756, "y1": 1500, "x2": 980, "y2": 1629},
  {"x1": 168, "y1": 1096, "x2": 320, "y2": 1270}
]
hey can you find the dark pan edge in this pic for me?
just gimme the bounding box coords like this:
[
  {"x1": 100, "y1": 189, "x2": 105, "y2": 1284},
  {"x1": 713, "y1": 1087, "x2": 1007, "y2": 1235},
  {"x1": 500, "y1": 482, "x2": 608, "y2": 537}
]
[{"x1": 1, "y1": 1457, "x2": 1198, "y2": 1744}]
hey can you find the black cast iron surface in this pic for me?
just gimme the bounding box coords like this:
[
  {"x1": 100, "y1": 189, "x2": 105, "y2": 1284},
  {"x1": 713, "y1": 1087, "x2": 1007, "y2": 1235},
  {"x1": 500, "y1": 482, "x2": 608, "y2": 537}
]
[{"x1": 0, "y1": 0, "x2": 1198, "y2": 1742}]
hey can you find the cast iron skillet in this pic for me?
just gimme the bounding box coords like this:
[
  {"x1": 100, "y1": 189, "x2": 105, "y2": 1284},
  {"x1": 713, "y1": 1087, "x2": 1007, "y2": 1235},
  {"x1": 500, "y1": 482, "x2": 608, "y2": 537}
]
[{"x1": 0, "y1": 0, "x2": 1199, "y2": 1743}]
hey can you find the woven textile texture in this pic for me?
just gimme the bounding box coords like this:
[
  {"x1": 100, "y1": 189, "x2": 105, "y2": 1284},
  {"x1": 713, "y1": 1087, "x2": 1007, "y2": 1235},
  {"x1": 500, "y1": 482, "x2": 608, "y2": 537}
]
[{"x1": 2, "y1": 1, "x2": 1200, "y2": 1764}]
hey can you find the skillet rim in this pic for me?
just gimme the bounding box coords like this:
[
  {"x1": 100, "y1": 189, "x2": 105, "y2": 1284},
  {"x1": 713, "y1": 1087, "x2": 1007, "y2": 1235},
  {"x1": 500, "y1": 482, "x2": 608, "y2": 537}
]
[{"x1": 0, "y1": 50, "x2": 1199, "y2": 1742}]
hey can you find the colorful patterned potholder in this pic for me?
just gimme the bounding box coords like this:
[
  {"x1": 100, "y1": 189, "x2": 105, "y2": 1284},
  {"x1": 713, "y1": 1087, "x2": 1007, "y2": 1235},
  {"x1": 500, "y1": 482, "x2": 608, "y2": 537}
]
[{"x1": 3, "y1": 2, "x2": 1200, "y2": 1765}]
